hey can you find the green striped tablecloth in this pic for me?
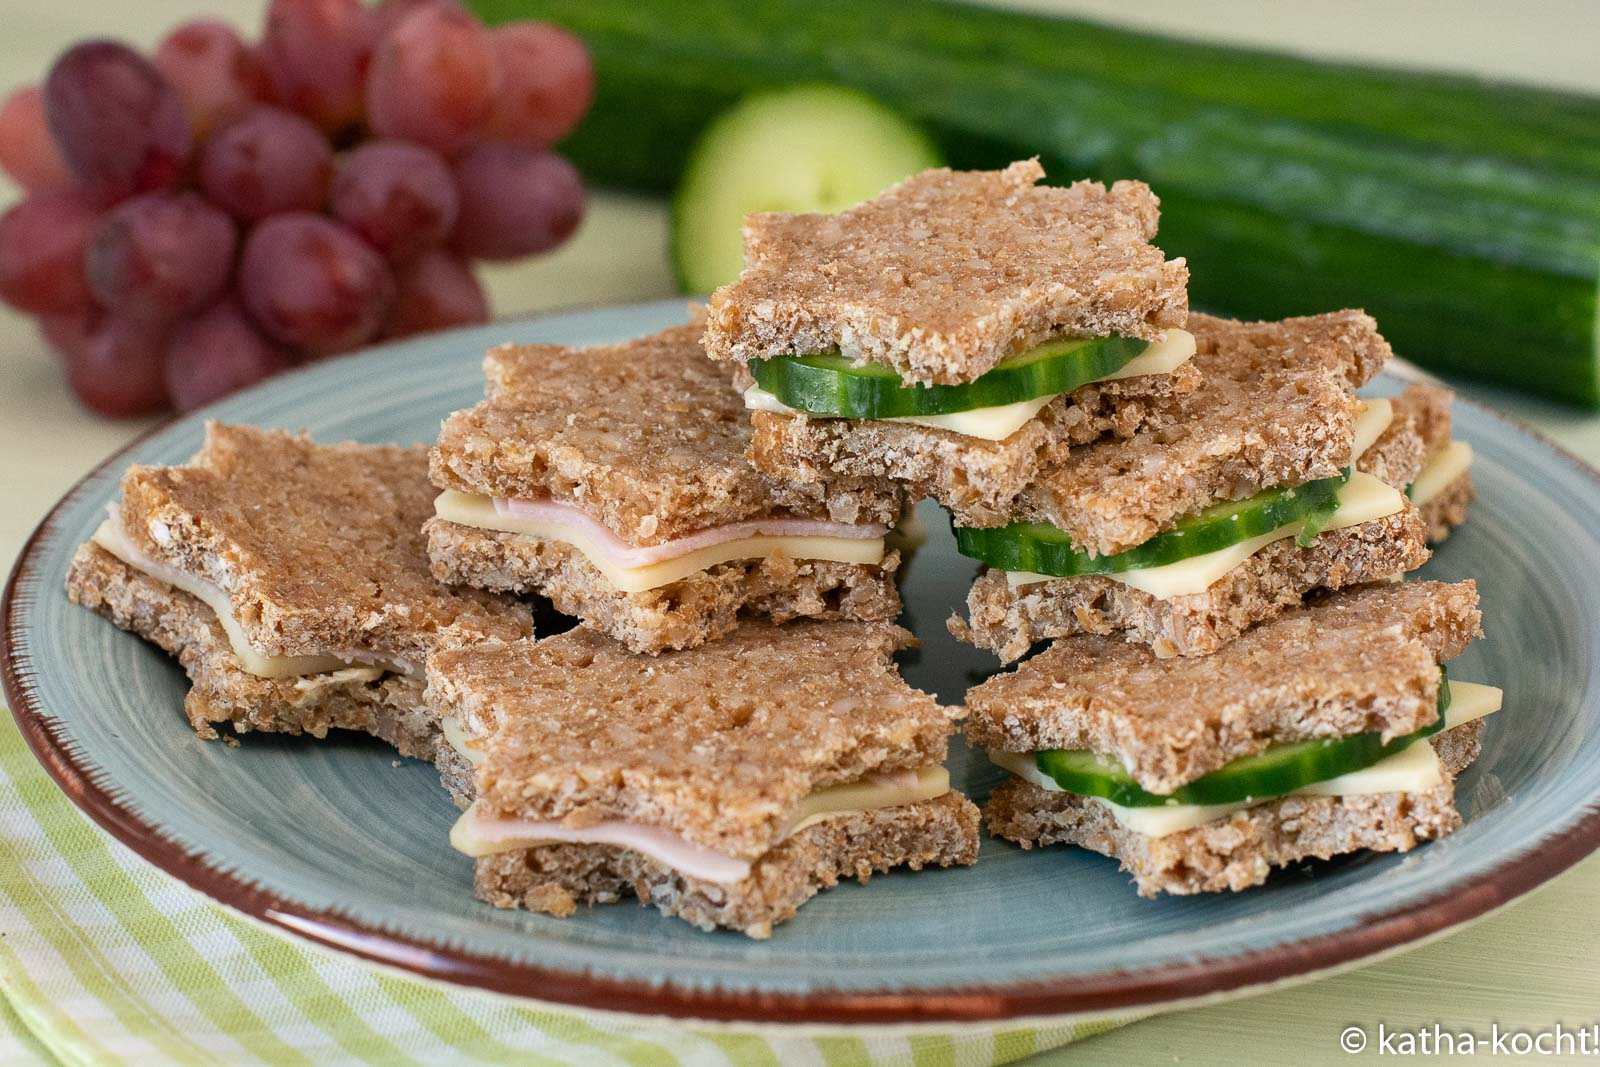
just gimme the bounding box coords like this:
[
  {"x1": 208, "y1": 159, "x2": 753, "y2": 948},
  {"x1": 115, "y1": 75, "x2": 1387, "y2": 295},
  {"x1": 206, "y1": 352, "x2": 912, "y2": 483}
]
[{"x1": 0, "y1": 714, "x2": 1126, "y2": 1067}]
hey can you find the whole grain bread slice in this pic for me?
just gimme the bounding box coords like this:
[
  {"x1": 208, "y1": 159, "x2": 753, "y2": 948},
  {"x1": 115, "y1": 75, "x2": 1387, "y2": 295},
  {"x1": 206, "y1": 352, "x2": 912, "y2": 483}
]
[
  {"x1": 984, "y1": 719, "x2": 1482, "y2": 897},
  {"x1": 112, "y1": 423, "x2": 532, "y2": 665},
  {"x1": 427, "y1": 620, "x2": 961, "y2": 861},
  {"x1": 952, "y1": 505, "x2": 1432, "y2": 662},
  {"x1": 431, "y1": 323, "x2": 904, "y2": 547},
  {"x1": 424, "y1": 516, "x2": 901, "y2": 654},
  {"x1": 703, "y1": 159, "x2": 1189, "y2": 387},
  {"x1": 1008, "y1": 311, "x2": 1391, "y2": 553},
  {"x1": 68, "y1": 542, "x2": 443, "y2": 758},
  {"x1": 1418, "y1": 476, "x2": 1475, "y2": 544},
  {"x1": 475, "y1": 791, "x2": 980, "y2": 938},
  {"x1": 963, "y1": 580, "x2": 1480, "y2": 795},
  {"x1": 1359, "y1": 382, "x2": 1473, "y2": 542}
]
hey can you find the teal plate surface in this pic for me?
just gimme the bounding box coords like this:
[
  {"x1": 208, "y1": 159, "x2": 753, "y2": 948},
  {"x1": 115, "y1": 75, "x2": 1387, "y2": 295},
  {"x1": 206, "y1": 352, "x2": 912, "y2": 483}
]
[{"x1": 5, "y1": 300, "x2": 1600, "y2": 1024}]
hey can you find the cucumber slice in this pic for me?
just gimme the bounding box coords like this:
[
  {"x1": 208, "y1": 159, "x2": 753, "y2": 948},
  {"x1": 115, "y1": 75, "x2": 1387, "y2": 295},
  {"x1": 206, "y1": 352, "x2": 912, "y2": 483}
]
[
  {"x1": 750, "y1": 334, "x2": 1150, "y2": 418},
  {"x1": 671, "y1": 85, "x2": 942, "y2": 294},
  {"x1": 955, "y1": 473, "x2": 1346, "y2": 576},
  {"x1": 1036, "y1": 669, "x2": 1451, "y2": 808}
]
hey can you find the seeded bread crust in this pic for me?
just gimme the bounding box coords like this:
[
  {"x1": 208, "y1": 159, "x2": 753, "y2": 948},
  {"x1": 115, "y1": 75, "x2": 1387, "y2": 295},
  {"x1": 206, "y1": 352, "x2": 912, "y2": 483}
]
[
  {"x1": 427, "y1": 620, "x2": 960, "y2": 859},
  {"x1": 963, "y1": 580, "x2": 1480, "y2": 794},
  {"x1": 1365, "y1": 382, "x2": 1473, "y2": 543},
  {"x1": 424, "y1": 517, "x2": 901, "y2": 655},
  {"x1": 431, "y1": 324, "x2": 903, "y2": 546},
  {"x1": 745, "y1": 361, "x2": 1200, "y2": 525},
  {"x1": 951, "y1": 506, "x2": 1432, "y2": 663},
  {"x1": 704, "y1": 160, "x2": 1189, "y2": 387},
  {"x1": 1009, "y1": 311, "x2": 1392, "y2": 553},
  {"x1": 435, "y1": 744, "x2": 476, "y2": 810},
  {"x1": 1357, "y1": 406, "x2": 1428, "y2": 491},
  {"x1": 984, "y1": 720, "x2": 1483, "y2": 897},
  {"x1": 66, "y1": 543, "x2": 441, "y2": 757},
  {"x1": 1388, "y1": 382, "x2": 1455, "y2": 457},
  {"x1": 1420, "y1": 475, "x2": 1475, "y2": 543},
  {"x1": 115, "y1": 423, "x2": 532, "y2": 664},
  {"x1": 474, "y1": 791, "x2": 980, "y2": 938}
]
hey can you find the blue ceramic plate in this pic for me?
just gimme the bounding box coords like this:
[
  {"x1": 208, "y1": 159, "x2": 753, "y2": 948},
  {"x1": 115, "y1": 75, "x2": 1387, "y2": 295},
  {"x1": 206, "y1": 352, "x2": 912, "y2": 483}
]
[{"x1": 6, "y1": 300, "x2": 1599, "y2": 1024}]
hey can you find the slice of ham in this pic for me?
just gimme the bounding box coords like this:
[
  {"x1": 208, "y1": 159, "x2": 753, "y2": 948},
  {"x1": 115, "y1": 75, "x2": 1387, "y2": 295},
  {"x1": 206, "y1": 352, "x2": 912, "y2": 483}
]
[
  {"x1": 450, "y1": 803, "x2": 755, "y2": 884},
  {"x1": 492, "y1": 496, "x2": 888, "y2": 568}
]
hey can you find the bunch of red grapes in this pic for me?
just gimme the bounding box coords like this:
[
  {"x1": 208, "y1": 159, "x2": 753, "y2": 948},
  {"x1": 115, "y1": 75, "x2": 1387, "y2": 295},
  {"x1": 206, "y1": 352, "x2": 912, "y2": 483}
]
[{"x1": 0, "y1": 0, "x2": 592, "y2": 416}]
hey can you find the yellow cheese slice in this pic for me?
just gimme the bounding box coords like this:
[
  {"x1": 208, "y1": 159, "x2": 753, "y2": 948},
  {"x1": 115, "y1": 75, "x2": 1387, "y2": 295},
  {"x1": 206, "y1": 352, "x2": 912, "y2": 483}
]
[
  {"x1": 744, "y1": 383, "x2": 1054, "y2": 441},
  {"x1": 1095, "y1": 328, "x2": 1198, "y2": 382},
  {"x1": 991, "y1": 679, "x2": 1502, "y2": 838},
  {"x1": 1351, "y1": 396, "x2": 1392, "y2": 460},
  {"x1": 1409, "y1": 440, "x2": 1473, "y2": 506},
  {"x1": 91, "y1": 520, "x2": 366, "y2": 679},
  {"x1": 781, "y1": 765, "x2": 950, "y2": 837},
  {"x1": 439, "y1": 715, "x2": 487, "y2": 768},
  {"x1": 289, "y1": 667, "x2": 386, "y2": 707},
  {"x1": 744, "y1": 329, "x2": 1198, "y2": 442},
  {"x1": 1006, "y1": 472, "x2": 1407, "y2": 599},
  {"x1": 432, "y1": 491, "x2": 887, "y2": 594}
]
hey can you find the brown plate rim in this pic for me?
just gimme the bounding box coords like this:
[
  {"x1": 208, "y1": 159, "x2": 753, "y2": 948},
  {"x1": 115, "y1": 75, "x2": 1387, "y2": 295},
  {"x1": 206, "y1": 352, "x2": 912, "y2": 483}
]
[{"x1": 4, "y1": 354, "x2": 1600, "y2": 1025}]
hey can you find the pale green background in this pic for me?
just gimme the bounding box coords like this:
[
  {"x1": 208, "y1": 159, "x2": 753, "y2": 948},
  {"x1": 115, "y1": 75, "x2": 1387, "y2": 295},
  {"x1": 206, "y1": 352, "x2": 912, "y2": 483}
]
[{"x1": 2, "y1": 2, "x2": 1598, "y2": 1063}]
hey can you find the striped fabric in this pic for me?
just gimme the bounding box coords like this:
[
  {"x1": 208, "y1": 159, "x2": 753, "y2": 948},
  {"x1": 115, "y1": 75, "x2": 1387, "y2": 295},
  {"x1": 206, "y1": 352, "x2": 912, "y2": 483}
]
[{"x1": 0, "y1": 716, "x2": 1128, "y2": 1067}]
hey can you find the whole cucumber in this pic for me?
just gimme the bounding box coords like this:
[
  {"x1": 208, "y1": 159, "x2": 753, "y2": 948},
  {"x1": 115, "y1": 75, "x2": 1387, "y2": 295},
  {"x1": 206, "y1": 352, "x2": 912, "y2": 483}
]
[{"x1": 468, "y1": 0, "x2": 1600, "y2": 406}]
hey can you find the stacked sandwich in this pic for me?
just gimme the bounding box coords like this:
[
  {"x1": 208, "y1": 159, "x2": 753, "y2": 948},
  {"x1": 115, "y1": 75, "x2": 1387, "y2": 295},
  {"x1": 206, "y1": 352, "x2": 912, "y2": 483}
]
[
  {"x1": 417, "y1": 316, "x2": 982, "y2": 934},
  {"x1": 708, "y1": 159, "x2": 1497, "y2": 892},
  {"x1": 66, "y1": 157, "x2": 1497, "y2": 926}
]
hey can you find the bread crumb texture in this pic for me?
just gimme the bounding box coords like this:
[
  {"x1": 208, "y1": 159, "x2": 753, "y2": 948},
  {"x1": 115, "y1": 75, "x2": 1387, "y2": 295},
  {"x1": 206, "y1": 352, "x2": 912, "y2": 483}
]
[
  {"x1": 963, "y1": 580, "x2": 1481, "y2": 794},
  {"x1": 431, "y1": 323, "x2": 903, "y2": 545},
  {"x1": 476, "y1": 792, "x2": 979, "y2": 937},
  {"x1": 953, "y1": 505, "x2": 1432, "y2": 662},
  {"x1": 114, "y1": 423, "x2": 533, "y2": 664},
  {"x1": 747, "y1": 360, "x2": 1199, "y2": 524},
  {"x1": 67, "y1": 543, "x2": 442, "y2": 757},
  {"x1": 985, "y1": 720, "x2": 1482, "y2": 896},
  {"x1": 705, "y1": 159, "x2": 1189, "y2": 387},
  {"x1": 425, "y1": 517, "x2": 900, "y2": 654},
  {"x1": 1010, "y1": 310, "x2": 1392, "y2": 553},
  {"x1": 427, "y1": 620, "x2": 960, "y2": 859}
]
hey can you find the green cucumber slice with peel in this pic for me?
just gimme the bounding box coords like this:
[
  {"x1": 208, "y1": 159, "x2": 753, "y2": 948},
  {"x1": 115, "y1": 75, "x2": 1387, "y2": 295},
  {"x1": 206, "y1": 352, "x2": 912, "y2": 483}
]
[
  {"x1": 1036, "y1": 669, "x2": 1451, "y2": 808},
  {"x1": 750, "y1": 334, "x2": 1150, "y2": 418},
  {"x1": 955, "y1": 473, "x2": 1346, "y2": 576},
  {"x1": 670, "y1": 85, "x2": 943, "y2": 294}
]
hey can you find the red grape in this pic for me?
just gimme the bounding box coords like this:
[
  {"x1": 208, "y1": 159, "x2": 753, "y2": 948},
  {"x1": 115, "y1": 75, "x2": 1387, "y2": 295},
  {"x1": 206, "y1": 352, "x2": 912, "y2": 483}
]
[
  {"x1": 261, "y1": 0, "x2": 371, "y2": 135},
  {"x1": 42, "y1": 41, "x2": 190, "y2": 204},
  {"x1": 449, "y1": 143, "x2": 584, "y2": 261},
  {"x1": 238, "y1": 213, "x2": 395, "y2": 354},
  {"x1": 86, "y1": 191, "x2": 236, "y2": 321},
  {"x1": 164, "y1": 298, "x2": 293, "y2": 411},
  {"x1": 0, "y1": 85, "x2": 72, "y2": 190},
  {"x1": 366, "y1": 5, "x2": 497, "y2": 156},
  {"x1": 38, "y1": 306, "x2": 101, "y2": 361},
  {"x1": 0, "y1": 187, "x2": 97, "y2": 315},
  {"x1": 199, "y1": 106, "x2": 331, "y2": 222},
  {"x1": 382, "y1": 250, "x2": 486, "y2": 338},
  {"x1": 330, "y1": 140, "x2": 457, "y2": 262},
  {"x1": 481, "y1": 23, "x2": 593, "y2": 150},
  {"x1": 367, "y1": 0, "x2": 459, "y2": 42},
  {"x1": 65, "y1": 316, "x2": 169, "y2": 417},
  {"x1": 154, "y1": 19, "x2": 271, "y2": 139}
]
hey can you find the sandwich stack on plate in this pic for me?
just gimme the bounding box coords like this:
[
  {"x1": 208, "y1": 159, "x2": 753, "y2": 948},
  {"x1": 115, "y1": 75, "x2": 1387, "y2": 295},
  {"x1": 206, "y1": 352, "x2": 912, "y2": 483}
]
[
  {"x1": 707, "y1": 159, "x2": 1497, "y2": 893},
  {"x1": 66, "y1": 157, "x2": 1497, "y2": 929},
  {"x1": 419, "y1": 314, "x2": 983, "y2": 934}
]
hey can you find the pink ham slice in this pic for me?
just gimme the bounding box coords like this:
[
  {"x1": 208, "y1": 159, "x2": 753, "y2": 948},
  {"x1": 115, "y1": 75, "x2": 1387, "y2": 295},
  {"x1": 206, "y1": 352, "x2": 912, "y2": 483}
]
[
  {"x1": 455, "y1": 806, "x2": 755, "y2": 884},
  {"x1": 492, "y1": 496, "x2": 888, "y2": 569}
]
